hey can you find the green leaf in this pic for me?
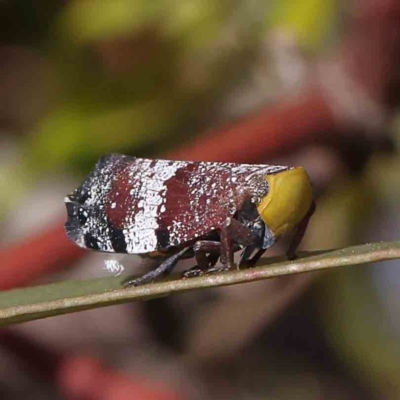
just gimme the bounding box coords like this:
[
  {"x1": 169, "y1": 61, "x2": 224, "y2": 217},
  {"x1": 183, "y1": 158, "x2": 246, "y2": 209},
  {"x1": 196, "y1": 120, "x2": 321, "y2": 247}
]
[
  {"x1": 59, "y1": 0, "x2": 163, "y2": 42},
  {"x1": 1, "y1": 241, "x2": 400, "y2": 327},
  {"x1": 269, "y1": 0, "x2": 336, "y2": 49}
]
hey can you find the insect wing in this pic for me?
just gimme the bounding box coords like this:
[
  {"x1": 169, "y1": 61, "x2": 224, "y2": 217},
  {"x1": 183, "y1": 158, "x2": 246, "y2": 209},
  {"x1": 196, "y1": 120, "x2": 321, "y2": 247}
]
[
  {"x1": 153, "y1": 162, "x2": 235, "y2": 248},
  {"x1": 104, "y1": 157, "x2": 190, "y2": 254},
  {"x1": 80, "y1": 156, "x2": 235, "y2": 254},
  {"x1": 65, "y1": 155, "x2": 287, "y2": 255},
  {"x1": 106, "y1": 158, "x2": 235, "y2": 252}
]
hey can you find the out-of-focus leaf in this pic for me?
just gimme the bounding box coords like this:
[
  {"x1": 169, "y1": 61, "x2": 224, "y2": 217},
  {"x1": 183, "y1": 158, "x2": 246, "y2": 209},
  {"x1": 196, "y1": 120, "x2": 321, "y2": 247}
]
[
  {"x1": 28, "y1": 98, "x2": 183, "y2": 170},
  {"x1": 1, "y1": 241, "x2": 400, "y2": 326},
  {"x1": 162, "y1": 0, "x2": 228, "y2": 48},
  {"x1": 0, "y1": 165, "x2": 27, "y2": 216},
  {"x1": 268, "y1": 0, "x2": 336, "y2": 49},
  {"x1": 59, "y1": 0, "x2": 163, "y2": 42}
]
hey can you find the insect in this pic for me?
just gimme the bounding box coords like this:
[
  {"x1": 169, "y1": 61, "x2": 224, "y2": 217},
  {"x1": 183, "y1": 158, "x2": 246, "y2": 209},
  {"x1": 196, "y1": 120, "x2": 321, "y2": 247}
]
[{"x1": 65, "y1": 154, "x2": 315, "y2": 286}]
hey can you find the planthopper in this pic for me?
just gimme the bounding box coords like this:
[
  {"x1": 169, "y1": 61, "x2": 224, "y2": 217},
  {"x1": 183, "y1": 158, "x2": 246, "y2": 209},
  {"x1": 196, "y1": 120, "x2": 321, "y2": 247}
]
[{"x1": 65, "y1": 155, "x2": 315, "y2": 286}]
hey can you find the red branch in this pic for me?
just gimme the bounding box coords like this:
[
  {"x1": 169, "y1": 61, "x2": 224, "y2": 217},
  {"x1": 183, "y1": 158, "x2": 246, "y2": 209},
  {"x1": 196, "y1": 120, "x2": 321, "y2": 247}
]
[
  {"x1": 168, "y1": 88, "x2": 336, "y2": 163},
  {"x1": 0, "y1": 221, "x2": 85, "y2": 290},
  {"x1": 58, "y1": 356, "x2": 181, "y2": 400}
]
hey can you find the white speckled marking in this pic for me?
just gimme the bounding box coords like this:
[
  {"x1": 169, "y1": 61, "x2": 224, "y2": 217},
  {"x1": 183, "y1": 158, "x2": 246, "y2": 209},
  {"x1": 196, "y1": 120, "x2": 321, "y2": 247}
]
[
  {"x1": 124, "y1": 160, "x2": 188, "y2": 253},
  {"x1": 75, "y1": 157, "x2": 118, "y2": 252}
]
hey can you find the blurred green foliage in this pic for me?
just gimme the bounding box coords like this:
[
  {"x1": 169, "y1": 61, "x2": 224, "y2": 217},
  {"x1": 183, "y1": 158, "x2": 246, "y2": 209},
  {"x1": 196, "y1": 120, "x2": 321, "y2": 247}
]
[
  {"x1": 269, "y1": 0, "x2": 337, "y2": 49},
  {"x1": 12, "y1": 0, "x2": 337, "y2": 174}
]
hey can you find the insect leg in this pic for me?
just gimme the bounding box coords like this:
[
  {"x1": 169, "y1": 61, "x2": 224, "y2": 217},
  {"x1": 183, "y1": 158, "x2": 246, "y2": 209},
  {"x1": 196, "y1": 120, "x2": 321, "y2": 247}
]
[
  {"x1": 123, "y1": 247, "x2": 191, "y2": 287},
  {"x1": 182, "y1": 240, "x2": 222, "y2": 278},
  {"x1": 219, "y1": 218, "x2": 254, "y2": 269},
  {"x1": 246, "y1": 248, "x2": 267, "y2": 267},
  {"x1": 241, "y1": 224, "x2": 275, "y2": 267},
  {"x1": 286, "y1": 200, "x2": 316, "y2": 260},
  {"x1": 223, "y1": 218, "x2": 260, "y2": 268},
  {"x1": 194, "y1": 241, "x2": 221, "y2": 268},
  {"x1": 184, "y1": 218, "x2": 258, "y2": 277},
  {"x1": 238, "y1": 244, "x2": 258, "y2": 267},
  {"x1": 225, "y1": 219, "x2": 256, "y2": 246},
  {"x1": 220, "y1": 223, "x2": 235, "y2": 270}
]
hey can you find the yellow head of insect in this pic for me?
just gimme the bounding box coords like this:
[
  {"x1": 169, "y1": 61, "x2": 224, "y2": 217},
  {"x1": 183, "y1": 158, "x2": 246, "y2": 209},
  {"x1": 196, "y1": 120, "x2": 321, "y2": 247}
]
[{"x1": 257, "y1": 167, "x2": 313, "y2": 237}]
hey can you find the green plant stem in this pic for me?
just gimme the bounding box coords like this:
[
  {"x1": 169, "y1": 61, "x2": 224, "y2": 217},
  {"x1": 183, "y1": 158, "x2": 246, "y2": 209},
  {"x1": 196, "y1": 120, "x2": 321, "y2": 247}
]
[{"x1": 1, "y1": 241, "x2": 400, "y2": 326}]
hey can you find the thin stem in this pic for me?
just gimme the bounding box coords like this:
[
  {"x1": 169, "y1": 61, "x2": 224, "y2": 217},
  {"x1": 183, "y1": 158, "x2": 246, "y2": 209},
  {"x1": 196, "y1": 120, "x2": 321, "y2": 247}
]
[{"x1": 1, "y1": 241, "x2": 400, "y2": 326}]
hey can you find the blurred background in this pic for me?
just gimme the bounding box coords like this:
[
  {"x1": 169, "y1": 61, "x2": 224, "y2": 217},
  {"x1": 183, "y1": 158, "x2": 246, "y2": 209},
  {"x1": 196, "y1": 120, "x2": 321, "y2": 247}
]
[{"x1": 2, "y1": 0, "x2": 400, "y2": 399}]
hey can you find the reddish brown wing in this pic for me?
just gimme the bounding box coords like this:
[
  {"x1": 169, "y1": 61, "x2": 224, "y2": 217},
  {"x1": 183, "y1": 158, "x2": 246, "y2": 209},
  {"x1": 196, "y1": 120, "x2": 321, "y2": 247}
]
[
  {"x1": 65, "y1": 154, "x2": 286, "y2": 255},
  {"x1": 102, "y1": 157, "x2": 235, "y2": 253},
  {"x1": 156, "y1": 162, "x2": 235, "y2": 248}
]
